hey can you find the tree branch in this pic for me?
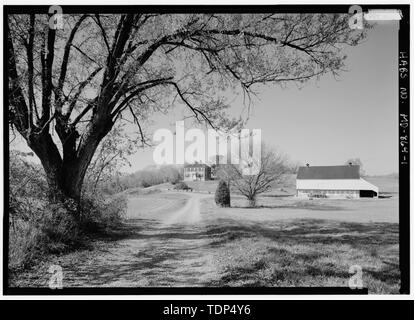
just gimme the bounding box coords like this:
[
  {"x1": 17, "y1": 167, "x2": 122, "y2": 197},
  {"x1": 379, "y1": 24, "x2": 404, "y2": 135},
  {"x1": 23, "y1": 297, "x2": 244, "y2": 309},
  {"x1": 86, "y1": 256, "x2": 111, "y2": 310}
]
[
  {"x1": 26, "y1": 14, "x2": 35, "y2": 130},
  {"x1": 56, "y1": 14, "x2": 89, "y2": 113},
  {"x1": 129, "y1": 106, "x2": 149, "y2": 147},
  {"x1": 166, "y1": 81, "x2": 216, "y2": 129},
  {"x1": 40, "y1": 18, "x2": 56, "y2": 127},
  {"x1": 8, "y1": 31, "x2": 29, "y2": 134},
  {"x1": 110, "y1": 77, "x2": 173, "y2": 118},
  {"x1": 93, "y1": 14, "x2": 110, "y2": 53},
  {"x1": 66, "y1": 67, "x2": 103, "y2": 118}
]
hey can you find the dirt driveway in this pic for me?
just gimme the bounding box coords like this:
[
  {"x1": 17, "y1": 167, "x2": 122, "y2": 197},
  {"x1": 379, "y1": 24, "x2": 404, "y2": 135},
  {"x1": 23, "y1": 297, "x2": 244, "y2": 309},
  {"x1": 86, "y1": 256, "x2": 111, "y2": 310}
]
[{"x1": 58, "y1": 192, "x2": 220, "y2": 287}]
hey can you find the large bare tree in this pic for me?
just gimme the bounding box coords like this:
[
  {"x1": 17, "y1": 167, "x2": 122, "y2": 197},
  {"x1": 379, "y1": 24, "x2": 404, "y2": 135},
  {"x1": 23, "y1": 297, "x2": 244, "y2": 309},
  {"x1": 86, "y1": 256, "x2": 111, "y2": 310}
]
[
  {"x1": 220, "y1": 146, "x2": 289, "y2": 207},
  {"x1": 7, "y1": 12, "x2": 365, "y2": 202}
]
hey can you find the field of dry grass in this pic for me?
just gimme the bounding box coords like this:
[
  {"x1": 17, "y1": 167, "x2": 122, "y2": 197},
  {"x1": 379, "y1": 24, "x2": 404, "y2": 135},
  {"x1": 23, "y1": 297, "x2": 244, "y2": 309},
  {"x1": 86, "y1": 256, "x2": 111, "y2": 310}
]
[
  {"x1": 11, "y1": 188, "x2": 399, "y2": 293},
  {"x1": 204, "y1": 216, "x2": 399, "y2": 293},
  {"x1": 10, "y1": 176, "x2": 399, "y2": 293}
]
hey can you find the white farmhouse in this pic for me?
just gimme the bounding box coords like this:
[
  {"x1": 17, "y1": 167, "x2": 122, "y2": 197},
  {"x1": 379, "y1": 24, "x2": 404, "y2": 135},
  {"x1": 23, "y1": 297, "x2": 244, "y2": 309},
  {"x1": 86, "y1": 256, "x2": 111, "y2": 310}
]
[
  {"x1": 183, "y1": 163, "x2": 212, "y2": 181},
  {"x1": 296, "y1": 164, "x2": 379, "y2": 198}
]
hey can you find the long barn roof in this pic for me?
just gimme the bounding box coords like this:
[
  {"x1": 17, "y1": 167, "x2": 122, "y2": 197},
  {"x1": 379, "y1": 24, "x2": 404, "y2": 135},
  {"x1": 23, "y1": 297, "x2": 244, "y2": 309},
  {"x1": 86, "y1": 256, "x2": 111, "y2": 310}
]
[
  {"x1": 297, "y1": 165, "x2": 360, "y2": 180},
  {"x1": 296, "y1": 178, "x2": 378, "y2": 192}
]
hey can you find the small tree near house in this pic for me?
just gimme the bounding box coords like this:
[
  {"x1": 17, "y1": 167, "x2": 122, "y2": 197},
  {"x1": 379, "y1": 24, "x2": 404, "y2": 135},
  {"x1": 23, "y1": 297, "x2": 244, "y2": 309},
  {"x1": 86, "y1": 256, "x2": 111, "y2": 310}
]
[
  {"x1": 345, "y1": 158, "x2": 366, "y2": 176},
  {"x1": 215, "y1": 180, "x2": 230, "y2": 207},
  {"x1": 223, "y1": 146, "x2": 289, "y2": 207}
]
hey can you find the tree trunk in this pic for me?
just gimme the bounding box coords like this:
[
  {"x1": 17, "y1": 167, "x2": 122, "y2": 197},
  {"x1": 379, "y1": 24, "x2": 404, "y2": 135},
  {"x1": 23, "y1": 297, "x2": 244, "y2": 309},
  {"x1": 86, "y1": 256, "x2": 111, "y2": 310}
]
[
  {"x1": 44, "y1": 162, "x2": 85, "y2": 202},
  {"x1": 27, "y1": 131, "x2": 95, "y2": 205},
  {"x1": 24, "y1": 104, "x2": 113, "y2": 209},
  {"x1": 248, "y1": 197, "x2": 256, "y2": 207}
]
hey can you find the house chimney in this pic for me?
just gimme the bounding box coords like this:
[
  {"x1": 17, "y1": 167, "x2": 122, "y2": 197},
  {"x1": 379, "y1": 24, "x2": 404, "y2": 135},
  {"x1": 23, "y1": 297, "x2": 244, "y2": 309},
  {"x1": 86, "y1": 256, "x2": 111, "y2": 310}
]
[{"x1": 306, "y1": 163, "x2": 310, "y2": 167}]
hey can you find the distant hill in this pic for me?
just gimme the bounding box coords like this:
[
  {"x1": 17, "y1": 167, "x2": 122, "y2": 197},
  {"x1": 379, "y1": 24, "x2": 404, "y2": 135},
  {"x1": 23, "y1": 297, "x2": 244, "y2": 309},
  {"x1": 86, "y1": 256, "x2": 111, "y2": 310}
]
[
  {"x1": 366, "y1": 172, "x2": 399, "y2": 179},
  {"x1": 364, "y1": 176, "x2": 399, "y2": 194}
]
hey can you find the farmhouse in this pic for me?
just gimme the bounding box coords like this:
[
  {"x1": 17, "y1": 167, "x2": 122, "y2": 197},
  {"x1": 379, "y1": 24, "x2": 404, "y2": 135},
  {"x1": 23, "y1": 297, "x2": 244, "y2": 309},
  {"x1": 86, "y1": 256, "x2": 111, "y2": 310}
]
[
  {"x1": 296, "y1": 164, "x2": 379, "y2": 198},
  {"x1": 183, "y1": 163, "x2": 212, "y2": 181}
]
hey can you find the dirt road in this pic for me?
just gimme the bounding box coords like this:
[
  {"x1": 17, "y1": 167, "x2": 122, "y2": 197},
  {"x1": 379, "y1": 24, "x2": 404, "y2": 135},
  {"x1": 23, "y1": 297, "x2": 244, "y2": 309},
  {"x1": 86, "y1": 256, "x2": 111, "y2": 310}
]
[
  {"x1": 163, "y1": 193, "x2": 209, "y2": 225},
  {"x1": 56, "y1": 192, "x2": 219, "y2": 287}
]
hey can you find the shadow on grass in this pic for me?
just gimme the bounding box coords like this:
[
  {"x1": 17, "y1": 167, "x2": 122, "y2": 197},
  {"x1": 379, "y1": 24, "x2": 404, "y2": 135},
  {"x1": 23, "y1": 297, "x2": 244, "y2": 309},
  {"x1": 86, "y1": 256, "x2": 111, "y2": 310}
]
[
  {"x1": 102, "y1": 217, "x2": 398, "y2": 255},
  {"x1": 231, "y1": 203, "x2": 345, "y2": 211},
  {"x1": 22, "y1": 215, "x2": 398, "y2": 290},
  {"x1": 98, "y1": 216, "x2": 399, "y2": 289},
  {"x1": 206, "y1": 218, "x2": 398, "y2": 247},
  {"x1": 58, "y1": 227, "x2": 215, "y2": 287},
  {"x1": 205, "y1": 219, "x2": 399, "y2": 291}
]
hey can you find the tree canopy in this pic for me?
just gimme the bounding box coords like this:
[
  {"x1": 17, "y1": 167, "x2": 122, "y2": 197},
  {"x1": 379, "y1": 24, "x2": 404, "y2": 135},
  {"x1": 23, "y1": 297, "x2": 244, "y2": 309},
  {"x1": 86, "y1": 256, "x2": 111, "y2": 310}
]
[{"x1": 7, "y1": 13, "x2": 366, "y2": 200}]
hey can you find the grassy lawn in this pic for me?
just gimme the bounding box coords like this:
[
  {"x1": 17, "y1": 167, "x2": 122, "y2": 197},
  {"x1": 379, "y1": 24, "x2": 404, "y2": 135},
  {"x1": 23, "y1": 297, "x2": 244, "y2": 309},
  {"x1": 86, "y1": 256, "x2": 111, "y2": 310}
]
[
  {"x1": 206, "y1": 218, "x2": 399, "y2": 293},
  {"x1": 197, "y1": 189, "x2": 399, "y2": 294}
]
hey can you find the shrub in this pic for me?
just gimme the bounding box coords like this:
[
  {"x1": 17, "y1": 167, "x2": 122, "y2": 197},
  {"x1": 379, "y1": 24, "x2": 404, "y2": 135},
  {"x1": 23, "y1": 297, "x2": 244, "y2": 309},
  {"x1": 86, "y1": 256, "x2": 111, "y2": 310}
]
[
  {"x1": 9, "y1": 193, "x2": 127, "y2": 271},
  {"x1": 9, "y1": 219, "x2": 42, "y2": 271},
  {"x1": 79, "y1": 193, "x2": 127, "y2": 234},
  {"x1": 215, "y1": 180, "x2": 230, "y2": 207},
  {"x1": 9, "y1": 198, "x2": 81, "y2": 271},
  {"x1": 141, "y1": 181, "x2": 151, "y2": 188},
  {"x1": 170, "y1": 176, "x2": 181, "y2": 185},
  {"x1": 8, "y1": 151, "x2": 128, "y2": 271},
  {"x1": 174, "y1": 182, "x2": 191, "y2": 191},
  {"x1": 37, "y1": 200, "x2": 81, "y2": 253}
]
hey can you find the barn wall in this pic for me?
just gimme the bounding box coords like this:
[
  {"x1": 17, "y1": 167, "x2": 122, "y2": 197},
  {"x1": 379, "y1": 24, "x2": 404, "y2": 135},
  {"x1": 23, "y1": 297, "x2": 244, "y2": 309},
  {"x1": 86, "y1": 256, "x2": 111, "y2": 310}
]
[{"x1": 297, "y1": 189, "x2": 359, "y2": 199}]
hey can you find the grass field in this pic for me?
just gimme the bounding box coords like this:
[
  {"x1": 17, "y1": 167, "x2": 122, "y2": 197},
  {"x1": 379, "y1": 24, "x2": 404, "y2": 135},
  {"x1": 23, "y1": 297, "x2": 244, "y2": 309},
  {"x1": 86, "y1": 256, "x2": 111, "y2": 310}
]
[
  {"x1": 206, "y1": 220, "x2": 398, "y2": 292},
  {"x1": 10, "y1": 176, "x2": 400, "y2": 293},
  {"x1": 199, "y1": 191, "x2": 399, "y2": 293}
]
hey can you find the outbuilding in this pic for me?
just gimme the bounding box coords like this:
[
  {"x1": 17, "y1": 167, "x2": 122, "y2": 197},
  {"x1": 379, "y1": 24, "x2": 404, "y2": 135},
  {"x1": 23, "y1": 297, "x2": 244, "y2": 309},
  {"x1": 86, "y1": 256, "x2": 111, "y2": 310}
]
[{"x1": 296, "y1": 164, "x2": 379, "y2": 198}]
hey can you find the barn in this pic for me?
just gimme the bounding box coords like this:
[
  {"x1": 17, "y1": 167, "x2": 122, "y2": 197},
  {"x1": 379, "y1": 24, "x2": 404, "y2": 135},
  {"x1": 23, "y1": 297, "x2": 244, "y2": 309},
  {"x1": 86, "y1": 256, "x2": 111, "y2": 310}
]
[{"x1": 296, "y1": 164, "x2": 379, "y2": 198}]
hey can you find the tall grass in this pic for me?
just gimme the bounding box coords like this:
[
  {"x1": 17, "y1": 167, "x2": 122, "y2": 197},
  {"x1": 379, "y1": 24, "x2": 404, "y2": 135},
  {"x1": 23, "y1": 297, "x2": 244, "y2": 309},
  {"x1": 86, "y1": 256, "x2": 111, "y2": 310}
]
[{"x1": 8, "y1": 152, "x2": 127, "y2": 273}]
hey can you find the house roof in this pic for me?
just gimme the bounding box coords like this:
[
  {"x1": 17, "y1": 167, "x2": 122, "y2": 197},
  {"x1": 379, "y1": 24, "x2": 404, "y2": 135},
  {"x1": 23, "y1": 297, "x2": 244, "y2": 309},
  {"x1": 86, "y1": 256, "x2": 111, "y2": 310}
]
[{"x1": 297, "y1": 165, "x2": 360, "y2": 180}]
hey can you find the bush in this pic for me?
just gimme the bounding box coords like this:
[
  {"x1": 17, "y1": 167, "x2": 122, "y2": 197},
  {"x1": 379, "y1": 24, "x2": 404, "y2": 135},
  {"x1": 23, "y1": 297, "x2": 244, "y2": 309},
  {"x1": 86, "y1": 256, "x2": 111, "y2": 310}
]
[
  {"x1": 8, "y1": 151, "x2": 128, "y2": 271},
  {"x1": 170, "y1": 176, "x2": 181, "y2": 185},
  {"x1": 9, "y1": 219, "x2": 42, "y2": 271},
  {"x1": 79, "y1": 194, "x2": 127, "y2": 234},
  {"x1": 174, "y1": 182, "x2": 192, "y2": 191},
  {"x1": 37, "y1": 200, "x2": 81, "y2": 253},
  {"x1": 9, "y1": 193, "x2": 127, "y2": 271},
  {"x1": 9, "y1": 199, "x2": 81, "y2": 271},
  {"x1": 215, "y1": 180, "x2": 230, "y2": 207},
  {"x1": 141, "y1": 181, "x2": 151, "y2": 188}
]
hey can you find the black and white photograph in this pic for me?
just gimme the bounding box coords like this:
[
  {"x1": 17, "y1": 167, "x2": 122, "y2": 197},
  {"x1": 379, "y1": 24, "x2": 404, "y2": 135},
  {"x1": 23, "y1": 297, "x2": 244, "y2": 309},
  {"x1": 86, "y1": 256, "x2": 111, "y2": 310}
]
[{"x1": 2, "y1": 3, "x2": 410, "y2": 297}]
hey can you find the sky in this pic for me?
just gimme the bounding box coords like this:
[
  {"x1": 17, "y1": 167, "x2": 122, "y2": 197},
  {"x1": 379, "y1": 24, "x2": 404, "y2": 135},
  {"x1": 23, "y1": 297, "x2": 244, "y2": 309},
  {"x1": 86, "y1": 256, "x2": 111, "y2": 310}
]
[
  {"x1": 124, "y1": 20, "x2": 399, "y2": 176},
  {"x1": 11, "y1": 20, "x2": 399, "y2": 176}
]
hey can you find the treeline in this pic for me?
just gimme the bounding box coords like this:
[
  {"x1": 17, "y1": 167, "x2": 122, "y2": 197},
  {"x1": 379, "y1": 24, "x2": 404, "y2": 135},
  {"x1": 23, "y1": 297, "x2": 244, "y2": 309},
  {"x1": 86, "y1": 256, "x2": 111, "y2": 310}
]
[{"x1": 101, "y1": 165, "x2": 183, "y2": 194}]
